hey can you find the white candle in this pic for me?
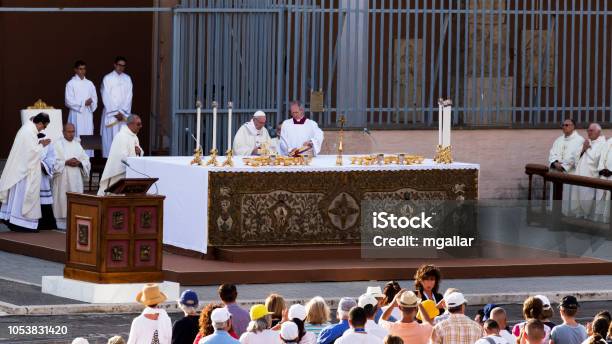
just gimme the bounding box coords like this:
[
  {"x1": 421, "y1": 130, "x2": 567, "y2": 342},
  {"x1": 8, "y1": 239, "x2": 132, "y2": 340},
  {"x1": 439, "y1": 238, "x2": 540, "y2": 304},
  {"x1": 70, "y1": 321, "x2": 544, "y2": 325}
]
[
  {"x1": 443, "y1": 103, "x2": 451, "y2": 147},
  {"x1": 227, "y1": 101, "x2": 233, "y2": 151},
  {"x1": 196, "y1": 100, "x2": 202, "y2": 150},
  {"x1": 438, "y1": 100, "x2": 443, "y2": 146},
  {"x1": 212, "y1": 101, "x2": 218, "y2": 151}
]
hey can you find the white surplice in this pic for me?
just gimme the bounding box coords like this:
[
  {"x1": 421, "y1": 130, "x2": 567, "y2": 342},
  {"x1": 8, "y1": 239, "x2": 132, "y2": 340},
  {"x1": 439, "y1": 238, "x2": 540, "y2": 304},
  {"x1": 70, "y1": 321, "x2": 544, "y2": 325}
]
[
  {"x1": 593, "y1": 138, "x2": 612, "y2": 223},
  {"x1": 232, "y1": 120, "x2": 272, "y2": 155},
  {"x1": 548, "y1": 130, "x2": 584, "y2": 215},
  {"x1": 65, "y1": 75, "x2": 97, "y2": 157},
  {"x1": 100, "y1": 70, "x2": 133, "y2": 158},
  {"x1": 98, "y1": 125, "x2": 143, "y2": 195},
  {"x1": 0, "y1": 121, "x2": 44, "y2": 229},
  {"x1": 52, "y1": 138, "x2": 91, "y2": 230},
  {"x1": 279, "y1": 117, "x2": 324, "y2": 156},
  {"x1": 570, "y1": 135, "x2": 607, "y2": 219}
]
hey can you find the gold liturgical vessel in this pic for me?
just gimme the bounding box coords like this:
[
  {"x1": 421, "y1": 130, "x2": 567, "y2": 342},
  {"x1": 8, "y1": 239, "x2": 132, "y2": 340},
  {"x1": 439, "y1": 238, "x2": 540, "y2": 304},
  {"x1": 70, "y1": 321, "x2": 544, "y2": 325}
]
[{"x1": 336, "y1": 115, "x2": 346, "y2": 165}]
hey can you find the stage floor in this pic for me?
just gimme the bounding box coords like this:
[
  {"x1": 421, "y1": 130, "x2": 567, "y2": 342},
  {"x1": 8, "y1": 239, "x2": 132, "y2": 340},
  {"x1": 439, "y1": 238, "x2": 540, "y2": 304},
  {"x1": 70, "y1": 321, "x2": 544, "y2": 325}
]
[{"x1": 0, "y1": 230, "x2": 610, "y2": 286}]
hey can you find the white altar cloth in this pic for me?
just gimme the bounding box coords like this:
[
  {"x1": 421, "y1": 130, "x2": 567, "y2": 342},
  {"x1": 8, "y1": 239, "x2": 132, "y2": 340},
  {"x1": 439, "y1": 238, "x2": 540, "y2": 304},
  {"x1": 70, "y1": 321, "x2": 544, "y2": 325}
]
[{"x1": 127, "y1": 155, "x2": 480, "y2": 253}]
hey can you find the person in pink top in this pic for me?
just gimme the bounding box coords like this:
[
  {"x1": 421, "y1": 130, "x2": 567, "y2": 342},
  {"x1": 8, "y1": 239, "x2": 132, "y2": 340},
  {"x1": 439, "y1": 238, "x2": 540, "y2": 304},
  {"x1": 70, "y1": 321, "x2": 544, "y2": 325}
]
[{"x1": 378, "y1": 290, "x2": 432, "y2": 344}]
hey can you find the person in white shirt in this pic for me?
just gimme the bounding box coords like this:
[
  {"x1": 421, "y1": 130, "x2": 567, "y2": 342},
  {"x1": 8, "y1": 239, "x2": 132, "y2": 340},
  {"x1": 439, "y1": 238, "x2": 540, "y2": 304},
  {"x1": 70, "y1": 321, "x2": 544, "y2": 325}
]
[
  {"x1": 475, "y1": 319, "x2": 509, "y2": 344},
  {"x1": 335, "y1": 307, "x2": 382, "y2": 344},
  {"x1": 490, "y1": 307, "x2": 517, "y2": 344},
  {"x1": 127, "y1": 284, "x2": 172, "y2": 344},
  {"x1": 358, "y1": 294, "x2": 388, "y2": 339},
  {"x1": 101, "y1": 56, "x2": 133, "y2": 158},
  {"x1": 65, "y1": 60, "x2": 97, "y2": 157},
  {"x1": 233, "y1": 111, "x2": 272, "y2": 156},
  {"x1": 285, "y1": 304, "x2": 316, "y2": 344},
  {"x1": 239, "y1": 304, "x2": 282, "y2": 344},
  {"x1": 548, "y1": 119, "x2": 583, "y2": 215},
  {"x1": 279, "y1": 101, "x2": 324, "y2": 156}
]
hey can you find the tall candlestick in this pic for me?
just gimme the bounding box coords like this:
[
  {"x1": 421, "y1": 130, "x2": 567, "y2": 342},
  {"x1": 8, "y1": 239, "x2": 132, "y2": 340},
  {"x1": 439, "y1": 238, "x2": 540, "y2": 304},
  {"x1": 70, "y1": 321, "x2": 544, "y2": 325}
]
[
  {"x1": 227, "y1": 101, "x2": 233, "y2": 151},
  {"x1": 438, "y1": 99, "x2": 443, "y2": 146},
  {"x1": 212, "y1": 101, "x2": 218, "y2": 151},
  {"x1": 442, "y1": 101, "x2": 452, "y2": 147},
  {"x1": 195, "y1": 100, "x2": 202, "y2": 150}
]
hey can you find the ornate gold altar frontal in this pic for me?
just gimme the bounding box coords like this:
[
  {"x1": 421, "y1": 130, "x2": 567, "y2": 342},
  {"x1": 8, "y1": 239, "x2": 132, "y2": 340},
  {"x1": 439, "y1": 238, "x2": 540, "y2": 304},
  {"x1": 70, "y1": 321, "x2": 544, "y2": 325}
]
[
  {"x1": 350, "y1": 154, "x2": 425, "y2": 166},
  {"x1": 208, "y1": 168, "x2": 478, "y2": 246}
]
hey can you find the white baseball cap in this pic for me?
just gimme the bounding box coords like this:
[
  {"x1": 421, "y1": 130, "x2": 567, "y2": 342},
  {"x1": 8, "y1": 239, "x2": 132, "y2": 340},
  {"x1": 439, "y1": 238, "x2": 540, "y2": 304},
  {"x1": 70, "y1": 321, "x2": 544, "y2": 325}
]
[
  {"x1": 280, "y1": 321, "x2": 299, "y2": 340},
  {"x1": 445, "y1": 292, "x2": 467, "y2": 308},
  {"x1": 253, "y1": 110, "x2": 266, "y2": 118},
  {"x1": 210, "y1": 307, "x2": 231, "y2": 322},
  {"x1": 358, "y1": 293, "x2": 378, "y2": 308},
  {"x1": 535, "y1": 295, "x2": 552, "y2": 310},
  {"x1": 365, "y1": 286, "x2": 385, "y2": 298},
  {"x1": 288, "y1": 304, "x2": 307, "y2": 321}
]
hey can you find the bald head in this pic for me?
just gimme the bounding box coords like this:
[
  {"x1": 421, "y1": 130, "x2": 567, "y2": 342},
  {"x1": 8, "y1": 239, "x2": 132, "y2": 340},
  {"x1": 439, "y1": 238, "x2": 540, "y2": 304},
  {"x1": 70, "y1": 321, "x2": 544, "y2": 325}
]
[
  {"x1": 490, "y1": 307, "x2": 508, "y2": 328},
  {"x1": 525, "y1": 319, "x2": 546, "y2": 343},
  {"x1": 587, "y1": 123, "x2": 602, "y2": 140},
  {"x1": 127, "y1": 114, "x2": 142, "y2": 134},
  {"x1": 63, "y1": 123, "x2": 76, "y2": 141}
]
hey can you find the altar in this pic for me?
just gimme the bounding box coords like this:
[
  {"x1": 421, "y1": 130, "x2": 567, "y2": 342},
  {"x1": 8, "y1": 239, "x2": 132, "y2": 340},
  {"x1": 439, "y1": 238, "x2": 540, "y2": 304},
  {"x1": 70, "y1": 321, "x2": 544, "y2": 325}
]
[{"x1": 127, "y1": 155, "x2": 479, "y2": 253}]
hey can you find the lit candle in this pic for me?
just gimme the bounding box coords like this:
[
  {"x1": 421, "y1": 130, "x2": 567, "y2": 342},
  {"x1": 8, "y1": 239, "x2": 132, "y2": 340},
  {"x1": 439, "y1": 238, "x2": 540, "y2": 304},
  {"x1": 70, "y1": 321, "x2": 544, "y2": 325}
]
[
  {"x1": 438, "y1": 99, "x2": 443, "y2": 146},
  {"x1": 442, "y1": 101, "x2": 451, "y2": 147},
  {"x1": 195, "y1": 100, "x2": 202, "y2": 150},
  {"x1": 227, "y1": 101, "x2": 233, "y2": 151},
  {"x1": 212, "y1": 101, "x2": 218, "y2": 151}
]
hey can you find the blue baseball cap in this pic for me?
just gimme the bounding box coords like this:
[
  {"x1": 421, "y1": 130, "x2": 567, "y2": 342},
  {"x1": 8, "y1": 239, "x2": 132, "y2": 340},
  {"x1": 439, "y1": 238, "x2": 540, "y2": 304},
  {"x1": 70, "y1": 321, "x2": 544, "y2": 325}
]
[{"x1": 179, "y1": 290, "x2": 199, "y2": 306}]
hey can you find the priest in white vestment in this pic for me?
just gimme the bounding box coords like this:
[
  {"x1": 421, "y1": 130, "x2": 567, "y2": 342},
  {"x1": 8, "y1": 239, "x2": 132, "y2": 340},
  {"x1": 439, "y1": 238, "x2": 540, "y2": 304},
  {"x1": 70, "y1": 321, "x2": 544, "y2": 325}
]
[
  {"x1": 570, "y1": 123, "x2": 607, "y2": 219},
  {"x1": 548, "y1": 119, "x2": 583, "y2": 215},
  {"x1": 0, "y1": 113, "x2": 50, "y2": 231},
  {"x1": 232, "y1": 111, "x2": 272, "y2": 155},
  {"x1": 593, "y1": 138, "x2": 612, "y2": 223},
  {"x1": 279, "y1": 101, "x2": 324, "y2": 156},
  {"x1": 98, "y1": 115, "x2": 143, "y2": 195},
  {"x1": 52, "y1": 123, "x2": 91, "y2": 230},
  {"x1": 65, "y1": 60, "x2": 97, "y2": 157},
  {"x1": 100, "y1": 56, "x2": 133, "y2": 158}
]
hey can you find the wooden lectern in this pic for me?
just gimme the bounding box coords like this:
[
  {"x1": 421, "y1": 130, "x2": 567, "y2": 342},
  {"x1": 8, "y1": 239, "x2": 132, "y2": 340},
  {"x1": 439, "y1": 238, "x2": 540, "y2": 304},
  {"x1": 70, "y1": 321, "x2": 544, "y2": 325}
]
[{"x1": 64, "y1": 178, "x2": 165, "y2": 283}]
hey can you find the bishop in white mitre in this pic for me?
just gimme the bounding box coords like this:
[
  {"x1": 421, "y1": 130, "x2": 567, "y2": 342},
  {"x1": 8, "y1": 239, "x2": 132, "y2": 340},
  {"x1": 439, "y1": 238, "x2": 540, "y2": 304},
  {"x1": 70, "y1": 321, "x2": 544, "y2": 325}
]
[
  {"x1": 548, "y1": 119, "x2": 583, "y2": 215},
  {"x1": 0, "y1": 113, "x2": 50, "y2": 232},
  {"x1": 593, "y1": 137, "x2": 612, "y2": 223},
  {"x1": 65, "y1": 60, "x2": 97, "y2": 157},
  {"x1": 100, "y1": 57, "x2": 133, "y2": 158},
  {"x1": 570, "y1": 123, "x2": 607, "y2": 219},
  {"x1": 233, "y1": 111, "x2": 272, "y2": 155},
  {"x1": 279, "y1": 101, "x2": 324, "y2": 156},
  {"x1": 52, "y1": 123, "x2": 91, "y2": 230},
  {"x1": 98, "y1": 115, "x2": 143, "y2": 195}
]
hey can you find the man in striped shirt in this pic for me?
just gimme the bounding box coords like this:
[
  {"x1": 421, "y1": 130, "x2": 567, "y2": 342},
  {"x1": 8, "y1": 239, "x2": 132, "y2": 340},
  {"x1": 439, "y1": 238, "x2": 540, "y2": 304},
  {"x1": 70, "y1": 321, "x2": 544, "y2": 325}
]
[{"x1": 430, "y1": 292, "x2": 484, "y2": 344}]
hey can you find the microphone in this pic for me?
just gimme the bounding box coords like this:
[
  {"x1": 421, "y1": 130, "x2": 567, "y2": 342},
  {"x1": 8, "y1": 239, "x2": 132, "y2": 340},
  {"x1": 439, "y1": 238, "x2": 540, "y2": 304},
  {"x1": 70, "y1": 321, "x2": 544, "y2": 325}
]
[
  {"x1": 185, "y1": 127, "x2": 200, "y2": 148},
  {"x1": 121, "y1": 159, "x2": 159, "y2": 195},
  {"x1": 363, "y1": 127, "x2": 378, "y2": 152}
]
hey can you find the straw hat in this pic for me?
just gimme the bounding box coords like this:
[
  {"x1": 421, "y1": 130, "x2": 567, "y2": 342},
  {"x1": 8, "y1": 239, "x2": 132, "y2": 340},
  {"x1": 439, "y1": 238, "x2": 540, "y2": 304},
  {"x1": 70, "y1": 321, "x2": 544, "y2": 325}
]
[{"x1": 136, "y1": 284, "x2": 167, "y2": 306}]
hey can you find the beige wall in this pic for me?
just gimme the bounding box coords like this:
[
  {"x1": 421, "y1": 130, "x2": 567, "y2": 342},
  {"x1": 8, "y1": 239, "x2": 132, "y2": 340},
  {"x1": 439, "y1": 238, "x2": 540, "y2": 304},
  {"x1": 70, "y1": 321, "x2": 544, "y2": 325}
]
[{"x1": 320, "y1": 129, "x2": 612, "y2": 199}]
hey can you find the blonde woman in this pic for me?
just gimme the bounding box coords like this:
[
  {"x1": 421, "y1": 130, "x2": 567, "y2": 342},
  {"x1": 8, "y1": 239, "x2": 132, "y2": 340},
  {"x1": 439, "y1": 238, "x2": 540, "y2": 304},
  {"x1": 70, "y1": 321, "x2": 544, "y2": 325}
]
[
  {"x1": 304, "y1": 296, "x2": 331, "y2": 337},
  {"x1": 265, "y1": 293, "x2": 286, "y2": 327}
]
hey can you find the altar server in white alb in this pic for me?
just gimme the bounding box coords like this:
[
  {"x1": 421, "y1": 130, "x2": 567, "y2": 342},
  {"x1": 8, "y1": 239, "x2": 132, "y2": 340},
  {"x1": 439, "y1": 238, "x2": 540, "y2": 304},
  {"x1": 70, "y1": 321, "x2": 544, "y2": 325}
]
[
  {"x1": 98, "y1": 115, "x2": 143, "y2": 195},
  {"x1": 279, "y1": 101, "x2": 324, "y2": 156},
  {"x1": 594, "y1": 137, "x2": 612, "y2": 223},
  {"x1": 0, "y1": 113, "x2": 50, "y2": 232},
  {"x1": 570, "y1": 123, "x2": 607, "y2": 219},
  {"x1": 548, "y1": 118, "x2": 583, "y2": 215},
  {"x1": 101, "y1": 56, "x2": 133, "y2": 158},
  {"x1": 65, "y1": 60, "x2": 97, "y2": 157},
  {"x1": 232, "y1": 110, "x2": 273, "y2": 155},
  {"x1": 52, "y1": 123, "x2": 91, "y2": 230}
]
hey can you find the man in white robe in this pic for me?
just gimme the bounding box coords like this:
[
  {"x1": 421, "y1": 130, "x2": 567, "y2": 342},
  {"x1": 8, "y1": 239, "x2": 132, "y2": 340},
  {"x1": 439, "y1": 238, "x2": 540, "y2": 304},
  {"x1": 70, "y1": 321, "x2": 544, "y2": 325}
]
[
  {"x1": 232, "y1": 110, "x2": 272, "y2": 155},
  {"x1": 65, "y1": 60, "x2": 97, "y2": 157},
  {"x1": 570, "y1": 123, "x2": 607, "y2": 219},
  {"x1": 52, "y1": 123, "x2": 91, "y2": 230},
  {"x1": 279, "y1": 101, "x2": 324, "y2": 156},
  {"x1": 593, "y1": 137, "x2": 612, "y2": 223},
  {"x1": 548, "y1": 119, "x2": 583, "y2": 215},
  {"x1": 0, "y1": 113, "x2": 50, "y2": 232},
  {"x1": 98, "y1": 115, "x2": 143, "y2": 195},
  {"x1": 100, "y1": 56, "x2": 133, "y2": 158}
]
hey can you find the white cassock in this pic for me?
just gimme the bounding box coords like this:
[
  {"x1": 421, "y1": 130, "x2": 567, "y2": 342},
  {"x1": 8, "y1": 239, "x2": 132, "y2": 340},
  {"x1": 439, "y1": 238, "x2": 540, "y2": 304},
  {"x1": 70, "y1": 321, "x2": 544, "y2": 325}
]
[
  {"x1": 0, "y1": 121, "x2": 43, "y2": 230},
  {"x1": 52, "y1": 138, "x2": 91, "y2": 230},
  {"x1": 279, "y1": 117, "x2": 324, "y2": 156},
  {"x1": 98, "y1": 125, "x2": 143, "y2": 195},
  {"x1": 570, "y1": 135, "x2": 607, "y2": 219},
  {"x1": 548, "y1": 131, "x2": 583, "y2": 215},
  {"x1": 100, "y1": 70, "x2": 133, "y2": 158},
  {"x1": 65, "y1": 75, "x2": 98, "y2": 157},
  {"x1": 232, "y1": 120, "x2": 273, "y2": 155},
  {"x1": 593, "y1": 138, "x2": 612, "y2": 223}
]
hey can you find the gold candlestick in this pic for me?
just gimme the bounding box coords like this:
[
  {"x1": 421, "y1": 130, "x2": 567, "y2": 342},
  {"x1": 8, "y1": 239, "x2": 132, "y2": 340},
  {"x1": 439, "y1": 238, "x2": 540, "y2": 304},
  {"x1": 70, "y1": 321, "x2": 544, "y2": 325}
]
[
  {"x1": 206, "y1": 148, "x2": 219, "y2": 166},
  {"x1": 222, "y1": 149, "x2": 234, "y2": 167},
  {"x1": 190, "y1": 146, "x2": 204, "y2": 166},
  {"x1": 336, "y1": 115, "x2": 346, "y2": 166},
  {"x1": 434, "y1": 145, "x2": 453, "y2": 164}
]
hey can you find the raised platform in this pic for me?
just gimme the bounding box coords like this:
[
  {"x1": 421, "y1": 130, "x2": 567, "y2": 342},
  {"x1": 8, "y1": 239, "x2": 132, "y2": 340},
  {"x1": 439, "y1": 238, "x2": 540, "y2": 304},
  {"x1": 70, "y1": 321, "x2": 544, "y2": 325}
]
[{"x1": 1, "y1": 231, "x2": 611, "y2": 286}]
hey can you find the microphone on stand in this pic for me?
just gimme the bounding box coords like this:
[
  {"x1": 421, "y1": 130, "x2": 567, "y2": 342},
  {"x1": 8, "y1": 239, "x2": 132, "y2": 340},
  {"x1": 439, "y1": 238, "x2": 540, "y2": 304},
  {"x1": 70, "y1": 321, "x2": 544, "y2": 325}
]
[
  {"x1": 363, "y1": 127, "x2": 378, "y2": 153},
  {"x1": 121, "y1": 159, "x2": 159, "y2": 195}
]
